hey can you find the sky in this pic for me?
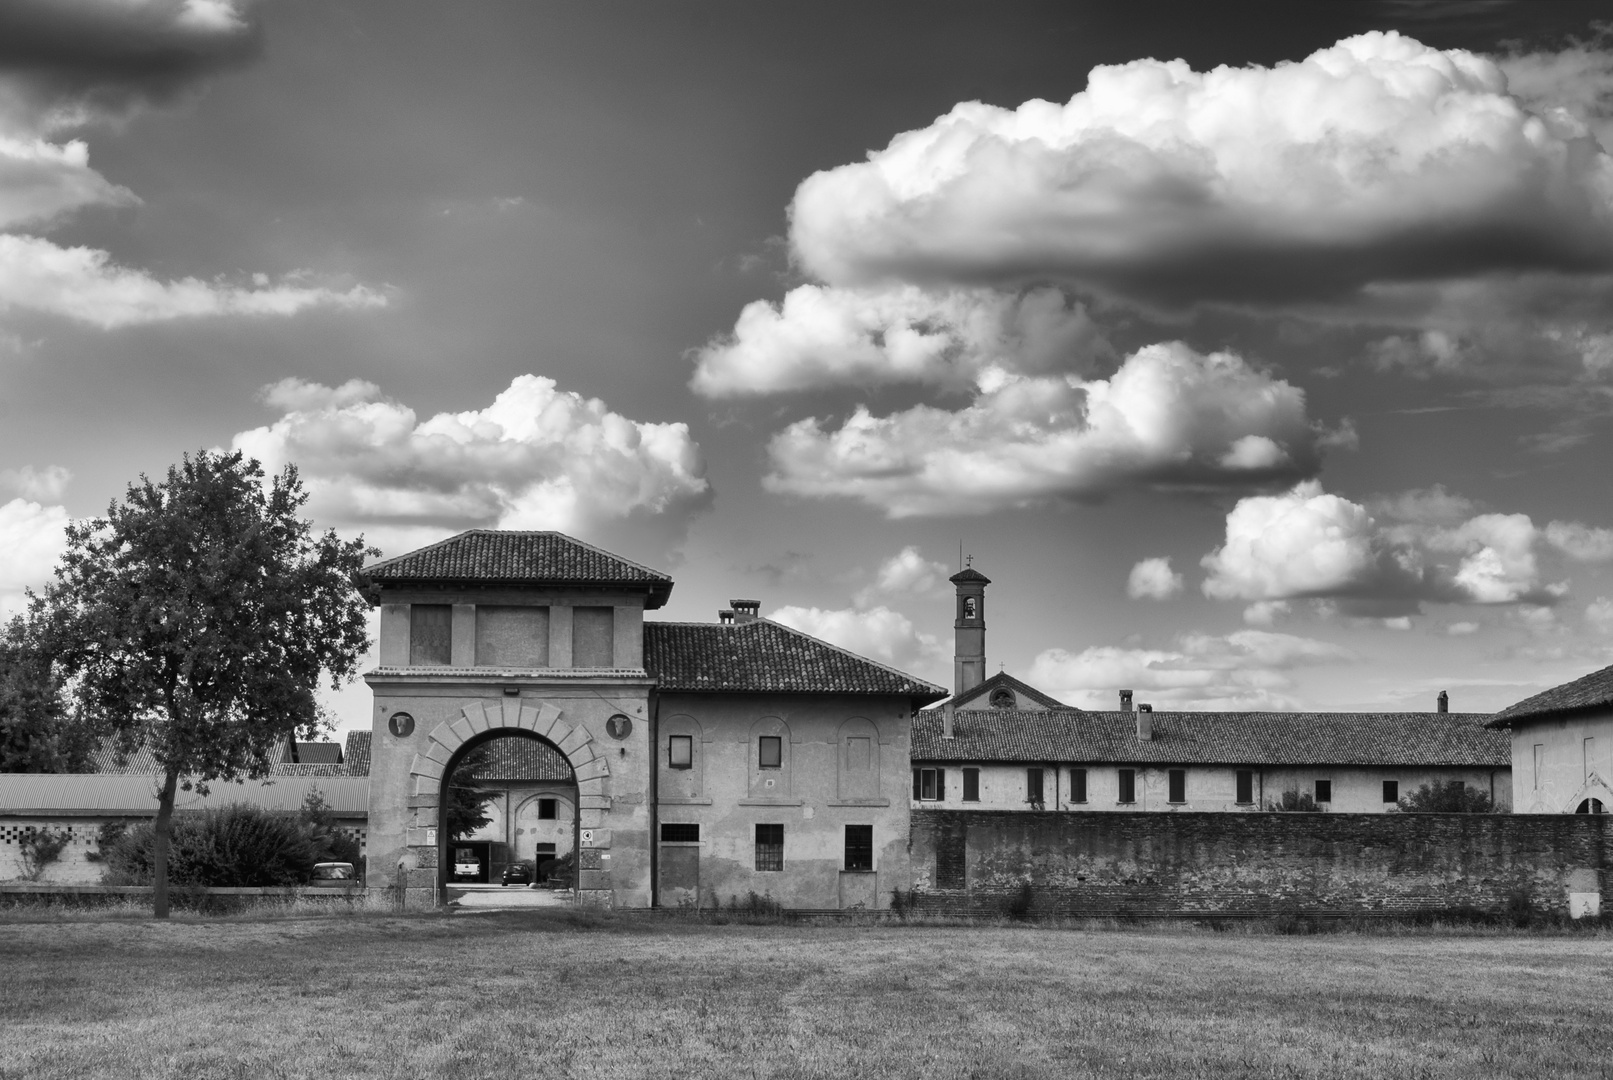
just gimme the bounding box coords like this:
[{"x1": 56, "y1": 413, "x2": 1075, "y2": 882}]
[{"x1": 3, "y1": 0, "x2": 1613, "y2": 736}]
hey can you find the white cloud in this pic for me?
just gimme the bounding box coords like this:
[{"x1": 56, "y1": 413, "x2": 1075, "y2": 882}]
[
  {"x1": 1588, "y1": 598, "x2": 1613, "y2": 635},
  {"x1": 1500, "y1": 40, "x2": 1613, "y2": 164},
  {"x1": 789, "y1": 32, "x2": 1613, "y2": 307},
  {"x1": 854, "y1": 546, "x2": 949, "y2": 607},
  {"x1": 0, "y1": 497, "x2": 67, "y2": 618},
  {"x1": 765, "y1": 341, "x2": 1331, "y2": 517},
  {"x1": 0, "y1": 236, "x2": 386, "y2": 328},
  {"x1": 0, "y1": 463, "x2": 70, "y2": 502},
  {"x1": 691, "y1": 285, "x2": 1108, "y2": 396},
  {"x1": 1127, "y1": 557, "x2": 1182, "y2": 601},
  {"x1": 1447, "y1": 621, "x2": 1480, "y2": 636},
  {"x1": 1544, "y1": 520, "x2": 1613, "y2": 563},
  {"x1": 0, "y1": 134, "x2": 137, "y2": 230},
  {"x1": 1242, "y1": 600, "x2": 1291, "y2": 626},
  {"x1": 767, "y1": 603, "x2": 943, "y2": 672},
  {"x1": 231, "y1": 374, "x2": 709, "y2": 556},
  {"x1": 1026, "y1": 629, "x2": 1353, "y2": 711}
]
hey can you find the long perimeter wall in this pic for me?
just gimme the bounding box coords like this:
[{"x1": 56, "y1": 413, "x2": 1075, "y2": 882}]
[{"x1": 910, "y1": 809, "x2": 1610, "y2": 918}]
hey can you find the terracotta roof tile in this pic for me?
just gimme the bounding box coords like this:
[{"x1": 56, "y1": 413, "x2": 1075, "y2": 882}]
[
  {"x1": 365, "y1": 531, "x2": 673, "y2": 607},
  {"x1": 644, "y1": 619, "x2": 947, "y2": 703},
  {"x1": 1491, "y1": 663, "x2": 1613, "y2": 726},
  {"x1": 344, "y1": 731, "x2": 371, "y2": 777},
  {"x1": 947, "y1": 671, "x2": 1071, "y2": 711},
  {"x1": 912, "y1": 709, "x2": 1508, "y2": 767},
  {"x1": 461, "y1": 738, "x2": 573, "y2": 782}
]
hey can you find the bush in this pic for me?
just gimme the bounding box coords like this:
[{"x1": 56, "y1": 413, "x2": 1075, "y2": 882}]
[
  {"x1": 1398, "y1": 781, "x2": 1494, "y2": 813},
  {"x1": 1003, "y1": 881, "x2": 1035, "y2": 920},
  {"x1": 102, "y1": 804, "x2": 319, "y2": 887},
  {"x1": 298, "y1": 789, "x2": 361, "y2": 869},
  {"x1": 890, "y1": 887, "x2": 913, "y2": 918},
  {"x1": 1267, "y1": 790, "x2": 1318, "y2": 812},
  {"x1": 17, "y1": 827, "x2": 71, "y2": 880},
  {"x1": 83, "y1": 821, "x2": 126, "y2": 864},
  {"x1": 725, "y1": 890, "x2": 783, "y2": 917}
]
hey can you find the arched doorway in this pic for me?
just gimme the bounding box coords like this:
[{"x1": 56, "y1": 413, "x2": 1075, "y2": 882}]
[
  {"x1": 1576, "y1": 798, "x2": 1606, "y2": 814},
  {"x1": 439, "y1": 728, "x2": 579, "y2": 896}
]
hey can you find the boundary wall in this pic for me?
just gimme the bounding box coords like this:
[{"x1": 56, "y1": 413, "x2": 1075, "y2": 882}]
[{"x1": 909, "y1": 809, "x2": 1610, "y2": 919}]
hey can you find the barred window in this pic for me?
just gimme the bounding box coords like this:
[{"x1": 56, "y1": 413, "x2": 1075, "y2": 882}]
[
  {"x1": 844, "y1": 825, "x2": 873, "y2": 872},
  {"x1": 755, "y1": 823, "x2": 784, "y2": 871}
]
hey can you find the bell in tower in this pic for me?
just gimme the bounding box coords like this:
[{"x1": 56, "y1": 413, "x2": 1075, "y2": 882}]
[{"x1": 950, "y1": 559, "x2": 990, "y2": 698}]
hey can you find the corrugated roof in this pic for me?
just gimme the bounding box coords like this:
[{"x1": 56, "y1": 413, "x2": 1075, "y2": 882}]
[
  {"x1": 0, "y1": 775, "x2": 370, "y2": 816},
  {"x1": 945, "y1": 671, "x2": 1071, "y2": 712},
  {"x1": 644, "y1": 619, "x2": 948, "y2": 704},
  {"x1": 1491, "y1": 663, "x2": 1613, "y2": 727},
  {"x1": 364, "y1": 531, "x2": 673, "y2": 607},
  {"x1": 912, "y1": 709, "x2": 1509, "y2": 767}
]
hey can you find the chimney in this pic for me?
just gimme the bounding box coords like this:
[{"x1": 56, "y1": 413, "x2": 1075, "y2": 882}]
[
  {"x1": 1136, "y1": 703, "x2": 1153, "y2": 741},
  {"x1": 1119, "y1": 689, "x2": 1133, "y2": 712},
  {"x1": 943, "y1": 701, "x2": 955, "y2": 740},
  {"x1": 1437, "y1": 690, "x2": 1448, "y2": 713},
  {"x1": 731, "y1": 599, "x2": 760, "y2": 624},
  {"x1": 718, "y1": 609, "x2": 735, "y2": 625}
]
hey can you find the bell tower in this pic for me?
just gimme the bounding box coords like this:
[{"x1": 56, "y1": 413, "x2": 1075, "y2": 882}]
[{"x1": 950, "y1": 560, "x2": 990, "y2": 698}]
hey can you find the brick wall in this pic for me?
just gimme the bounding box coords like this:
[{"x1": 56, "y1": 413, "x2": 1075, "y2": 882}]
[{"x1": 908, "y1": 809, "x2": 1611, "y2": 918}]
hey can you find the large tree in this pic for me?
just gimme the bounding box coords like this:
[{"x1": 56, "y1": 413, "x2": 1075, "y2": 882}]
[
  {"x1": 0, "y1": 612, "x2": 94, "y2": 773},
  {"x1": 45, "y1": 450, "x2": 374, "y2": 917}
]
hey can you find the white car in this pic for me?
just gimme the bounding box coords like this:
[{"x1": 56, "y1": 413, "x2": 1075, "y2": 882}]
[{"x1": 452, "y1": 848, "x2": 481, "y2": 879}]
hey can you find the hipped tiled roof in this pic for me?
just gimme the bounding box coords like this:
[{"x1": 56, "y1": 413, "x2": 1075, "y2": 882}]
[
  {"x1": 0, "y1": 775, "x2": 370, "y2": 816},
  {"x1": 912, "y1": 709, "x2": 1508, "y2": 767},
  {"x1": 365, "y1": 531, "x2": 673, "y2": 607},
  {"x1": 946, "y1": 671, "x2": 1071, "y2": 712},
  {"x1": 644, "y1": 619, "x2": 947, "y2": 704},
  {"x1": 1491, "y1": 663, "x2": 1613, "y2": 727}
]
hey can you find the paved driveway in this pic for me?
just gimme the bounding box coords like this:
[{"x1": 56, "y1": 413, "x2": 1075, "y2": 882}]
[{"x1": 447, "y1": 883, "x2": 574, "y2": 910}]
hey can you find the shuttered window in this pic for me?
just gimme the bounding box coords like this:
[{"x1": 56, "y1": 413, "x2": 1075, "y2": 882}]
[
  {"x1": 962, "y1": 768, "x2": 980, "y2": 802},
  {"x1": 1118, "y1": 769, "x2": 1136, "y2": 804},
  {"x1": 1071, "y1": 768, "x2": 1088, "y2": 804},
  {"x1": 1026, "y1": 768, "x2": 1044, "y2": 806},
  {"x1": 1236, "y1": 770, "x2": 1254, "y2": 805},
  {"x1": 1168, "y1": 769, "x2": 1186, "y2": 804}
]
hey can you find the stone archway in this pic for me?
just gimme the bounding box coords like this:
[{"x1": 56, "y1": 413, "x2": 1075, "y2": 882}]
[{"x1": 404, "y1": 699, "x2": 611, "y2": 898}]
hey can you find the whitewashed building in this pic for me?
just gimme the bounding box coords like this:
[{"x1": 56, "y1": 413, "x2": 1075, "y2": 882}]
[{"x1": 1490, "y1": 663, "x2": 1613, "y2": 814}]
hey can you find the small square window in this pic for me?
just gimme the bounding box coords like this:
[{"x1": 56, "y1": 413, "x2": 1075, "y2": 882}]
[
  {"x1": 538, "y1": 798, "x2": 556, "y2": 820},
  {"x1": 962, "y1": 768, "x2": 980, "y2": 802},
  {"x1": 1168, "y1": 769, "x2": 1186, "y2": 804},
  {"x1": 1315, "y1": 780, "x2": 1332, "y2": 804},
  {"x1": 755, "y1": 823, "x2": 784, "y2": 871},
  {"x1": 660, "y1": 823, "x2": 699, "y2": 843},
  {"x1": 1071, "y1": 768, "x2": 1088, "y2": 804},
  {"x1": 844, "y1": 824, "x2": 873, "y2": 871},
  {"x1": 1236, "y1": 770, "x2": 1253, "y2": 805},
  {"x1": 758, "y1": 735, "x2": 782, "y2": 769},
  {"x1": 668, "y1": 735, "x2": 693, "y2": 770},
  {"x1": 1118, "y1": 769, "x2": 1136, "y2": 804},
  {"x1": 1382, "y1": 780, "x2": 1399, "y2": 804}
]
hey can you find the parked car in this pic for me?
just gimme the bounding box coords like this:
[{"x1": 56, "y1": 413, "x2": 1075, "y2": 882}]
[
  {"x1": 452, "y1": 847, "x2": 481, "y2": 880},
  {"x1": 501, "y1": 860, "x2": 534, "y2": 887},
  {"x1": 308, "y1": 862, "x2": 357, "y2": 888}
]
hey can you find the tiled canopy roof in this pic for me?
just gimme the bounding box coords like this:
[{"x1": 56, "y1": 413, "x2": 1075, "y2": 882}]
[
  {"x1": 947, "y1": 671, "x2": 1071, "y2": 712},
  {"x1": 912, "y1": 709, "x2": 1508, "y2": 767},
  {"x1": 365, "y1": 531, "x2": 673, "y2": 608},
  {"x1": 1490, "y1": 663, "x2": 1613, "y2": 727},
  {"x1": 644, "y1": 619, "x2": 948, "y2": 704}
]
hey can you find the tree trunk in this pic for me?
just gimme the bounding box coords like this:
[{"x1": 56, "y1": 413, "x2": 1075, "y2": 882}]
[{"x1": 152, "y1": 766, "x2": 180, "y2": 919}]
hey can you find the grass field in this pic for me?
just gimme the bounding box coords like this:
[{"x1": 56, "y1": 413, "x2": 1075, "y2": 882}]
[{"x1": 2, "y1": 911, "x2": 1611, "y2": 1079}]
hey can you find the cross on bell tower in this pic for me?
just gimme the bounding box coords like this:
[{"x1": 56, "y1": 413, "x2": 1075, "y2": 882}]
[{"x1": 950, "y1": 558, "x2": 991, "y2": 698}]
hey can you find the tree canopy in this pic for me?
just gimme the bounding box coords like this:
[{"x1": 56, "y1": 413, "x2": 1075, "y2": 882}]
[
  {"x1": 0, "y1": 612, "x2": 93, "y2": 773},
  {"x1": 1397, "y1": 780, "x2": 1494, "y2": 814},
  {"x1": 43, "y1": 450, "x2": 374, "y2": 916},
  {"x1": 445, "y1": 744, "x2": 498, "y2": 840}
]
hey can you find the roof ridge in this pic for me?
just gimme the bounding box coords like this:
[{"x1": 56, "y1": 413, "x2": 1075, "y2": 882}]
[{"x1": 364, "y1": 528, "x2": 484, "y2": 573}]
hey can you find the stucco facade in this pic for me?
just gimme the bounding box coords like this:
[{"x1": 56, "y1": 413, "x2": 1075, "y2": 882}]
[{"x1": 1504, "y1": 708, "x2": 1613, "y2": 813}]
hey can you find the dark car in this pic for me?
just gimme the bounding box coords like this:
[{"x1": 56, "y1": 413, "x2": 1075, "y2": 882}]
[{"x1": 501, "y1": 860, "x2": 535, "y2": 886}]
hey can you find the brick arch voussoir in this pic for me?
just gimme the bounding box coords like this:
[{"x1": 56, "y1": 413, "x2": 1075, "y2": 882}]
[{"x1": 408, "y1": 699, "x2": 606, "y2": 799}]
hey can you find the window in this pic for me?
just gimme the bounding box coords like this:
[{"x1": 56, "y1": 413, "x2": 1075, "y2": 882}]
[
  {"x1": 963, "y1": 768, "x2": 980, "y2": 802},
  {"x1": 990, "y1": 687, "x2": 1015, "y2": 709},
  {"x1": 1168, "y1": 769, "x2": 1186, "y2": 804},
  {"x1": 571, "y1": 606, "x2": 614, "y2": 667},
  {"x1": 538, "y1": 798, "x2": 557, "y2": 820},
  {"x1": 474, "y1": 606, "x2": 547, "y2": 667},
  {"x1": 755, "y1": 823, "x2": 784, "y2": 871},
  {"x1": 758, "y1": 735, "x2": 782, "y2": 769},
  {"x1": 660, "y1": 823, "x2": 699, "y2": 843},
  {"x1": 1315, "y1": 780, "x2": 1332, "y2": 804},
  {"x1": 1026, "y1": 768, "x2": 1044, "y2": 807},
  {"x1": 1118, "y1": 769, "x2": 1136, "y2": 804},
  {"x1": 1070, "y1": 768, "x2": 1088, "y2": 805},
  {"x1": 1534, "y1": 744, "x2": 1544, "y2": 791},
  {"x1": 844, "y1": 825, "x2": 873, "y2": 871},
  {"x1": 913, "y1": 768, "x2": 945, "y2": 801},
  {"x1": 1235, "y1": 770, "x2": 1253, "y2": 805},
  {"x1": 1382, "y1": 780, "x2": 1399, "y2": 804},
  {"x1": 409, "y1": 604, "x2": 452, "y2": 666},
  {"x1": 668, "y1": 735, "x2": 693, "y2": 770},
  {"x1": 962, "y1": 596, "x2": 977, "y2": 620}
]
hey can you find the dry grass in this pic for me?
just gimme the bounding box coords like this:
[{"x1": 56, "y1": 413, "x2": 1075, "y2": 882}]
[{"x1": 2, "y1": 912, "x2": 1611, "y2": 1079}]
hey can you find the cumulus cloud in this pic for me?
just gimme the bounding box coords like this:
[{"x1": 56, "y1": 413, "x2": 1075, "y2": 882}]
[
  {"x1": 854, "y1": 546, "x2": 949, "y2": 607},
  {"x1": 1025, "y1": 629, "x2": 1354, "y2": 711},
  {"x1": 789, "y1": 32, "x2": 1613, "y2": 309},
  {"x1": 691, "y1": 285, "x2": 1109, "y2": 396},
  {"x1": 0, "y1": 463, "x2": 69, "y2": 502},
  {"x1": 765, "y1": 341, "x2": 1334, "y2": 517},
  {"x1": 0, "y1": 497, "x2": 67, "y2": 618},
  {"x1": 1588, "y1": 597, "x2": 1613, "y2": 635},
  {"x1": 1544, "y1": 520, "x2": 1613, "y2": 562},
  {"x1": 231, "y1": 374, "x2": 710, "y2": 556},
  {"x1": 1200, "y1": 481, "x2": 1598, "y2": 614},
  {"x1": 767, "y1": 603, "x2": 944, "y2": 673},
  {"x1": 1127, "y1": 557, "x2": 1182, "y2": 601}
]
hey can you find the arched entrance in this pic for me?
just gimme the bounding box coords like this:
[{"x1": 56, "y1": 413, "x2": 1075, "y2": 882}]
[
  {"x1": 439, "y1": 728, "x2": 578, "y2": 895},
  {"x1": 404, "y1": 699, "x2": 611, "y2": 903}
]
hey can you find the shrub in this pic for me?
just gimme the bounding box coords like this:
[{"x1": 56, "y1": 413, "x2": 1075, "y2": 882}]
[
  {"x1": 1003, "y1": 880, "x2": 1035, "y2": 920},
  {"x1": 890, "y1": 887, "x2": 913, "y2": 918},
  {"x1": 102, "y1": 803, "x2": 319, "y2": 887},
  {"x1": 726, "y1": 890, "x2": 783, "y2": 917},
  {"x1": 1398, "y1": 781, "x2": 1494, "y2": 813},
  {"x1": 1267, "y1": 790, "x2": 1318, "y2": 812},
  {"x1": 83, "y1": 821, "x2": 126, "y2": 864},
  {"x1": 299, "y1": 789, "x2": 361, "y2": 869},
  {"x1": 17, "y1": 827, "x2": 71, "y2": 880}
]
